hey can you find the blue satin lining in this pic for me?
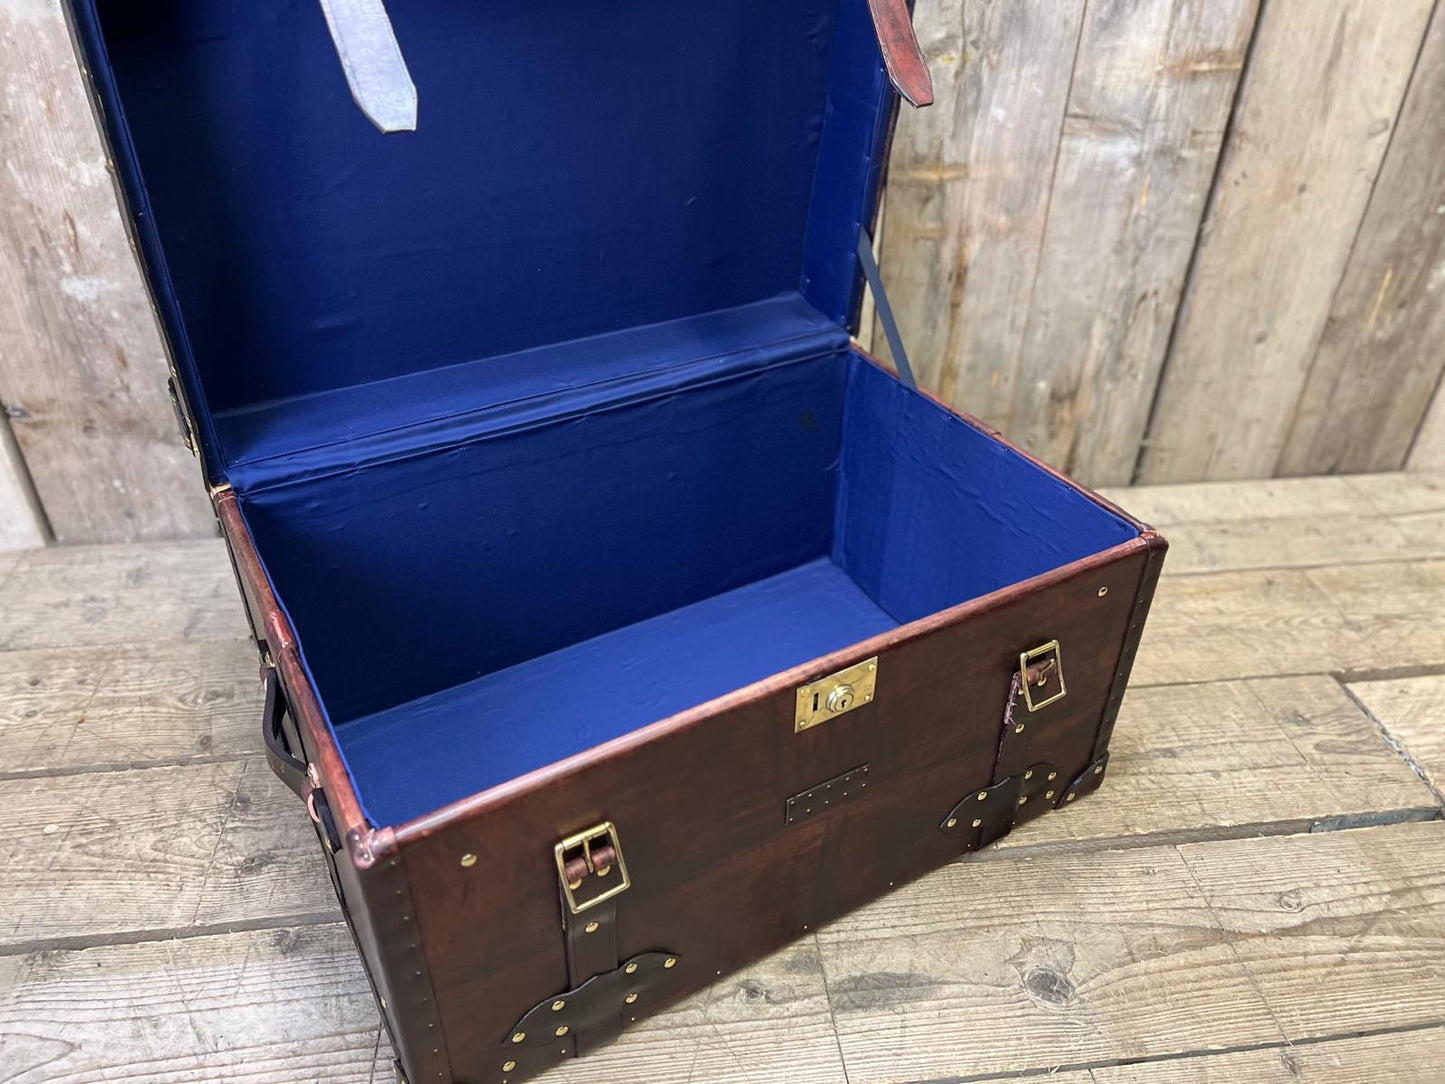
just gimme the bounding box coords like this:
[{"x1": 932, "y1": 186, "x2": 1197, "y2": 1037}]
[
  {"x1": 341, "y1": 556, "x2": 898, "y2": 825},
  {"x1": 239, "y1": 349, "x2": 1137, "y2": 826},
  {"x1": 72, "y1": 0, "x2": 887, "y2": 482}
]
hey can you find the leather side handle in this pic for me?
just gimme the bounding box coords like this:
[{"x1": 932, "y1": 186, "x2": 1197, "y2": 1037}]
[{"x1": 262, "y1": 667, "x2": 309, "y2": 799}]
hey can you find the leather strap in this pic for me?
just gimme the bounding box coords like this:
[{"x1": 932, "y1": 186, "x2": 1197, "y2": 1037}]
[
  {"x1": 866, "y1": 0, "x2": 934, "y2": 107},
  {"x1": 562, "y1": 898, "x2": 620, "y2": 989},
  {"x1": 858, "y1": 229, "x2": 918, "y2": 389}
]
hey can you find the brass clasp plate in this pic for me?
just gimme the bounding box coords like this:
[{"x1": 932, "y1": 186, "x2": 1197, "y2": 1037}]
[
  {"x1": 555, "y1": 821, "x2": 631, "y2": 914},
  {"x1": 795, "y1": 657, "x2": 878, "y2": 733},
  {"x1": 1019, "y1": 640, "x2": 1066, "y2": 712}
]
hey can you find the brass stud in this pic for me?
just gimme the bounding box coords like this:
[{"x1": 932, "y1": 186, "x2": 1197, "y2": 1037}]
[
  {"x1": 1017, "y1": 796, "x2": 1028, "y2": 806},
  {"x1": 1047, "y1": 771, "x2": 1058, "y2": 781},
  {"x1": 664, "y1": 957, "x2": 677, "y2": 968},
  {"x1": 625, "y1": 962, "x2": 638, "y2": 974},
  {"x1": 511, "y1": 1032, "x2": 525, "y2": 1044},
  {"x1": 1023, "y1": 769, "x2": 1034, "y2": 780},
  {"x1": 1094, "y1": 765, "x2": 1105, "y2": 775},
  {"x1": 625, "y1": 993, "x2": 639, "y2": 1004},
  {"x1": 971, "y1": 818, "x2": 982, "y2": 828},
  {"x1": 551, "y1": 1000, "x2": 566, "y2": 1012},
  {"x1": 1066, "y1": 793, "x2": 1077, "y2": 802},
  {"x1": 585, "y1": 921, "x2": 599, "y2": 934},
  {"x1": 555, "y1": 1026, "x2": 569, "y2": 1037},
  {"x1": 946, "y1": 817, "x2": 958, "y2": 828},
  {"x1": 977, "y1": 791, "x2": 988, "y2": 801},
  {"x1": 1098, "y1": 586, "x2": 1109, "y2": 598},
  {"x1": 460, "y1": 853, "x2": 478, "y2": 868},
  {"x1": 503, "y1": 1061, "x2": 517, "y2": 1073},
  {"x1": 1045, "y1": 790, "x2": 1055, "y2": 800},
  {"x1": 1014, "y1": 723, "x2": 1025, "y2": 734}
]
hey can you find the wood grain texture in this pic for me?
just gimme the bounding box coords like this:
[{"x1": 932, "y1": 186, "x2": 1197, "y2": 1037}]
[
  {"x1": 0, "y1": 0, "x2": 213, "y2": 544},
  {"x1": 0, "y1": 416, "x2": 45, "y2": 551},
  {"x1": 1139, "y1": 0, "x2": 1436, "y2": 483},
  {"x1": 1347, "y1": 673, "x2": 1445, "y2": 797},
  {"x1": 0, "y1": 924, "x2": 390, "y2": 1083},
  {"x1": 1135, "y1": 559, "x2": 1445, "y2": 685},
  {"x1": 1176, "y1": 822, "x2": 1445, "y2": 1041},
  {"x1": 995, "y1": 674, "x2": 1438, "y2": 856},
  {"x1": 818, "y1": 821, "x2": 1445, "y2": 1083},
  {"x1": 0, "y1": 921, "x2": 845, "y2": 1084},
  {"x1": 0, "y1": 540, "x2": 242, "y2": 652},
  {"x1": 876, "y1": 0, "x2": 1085, "y2": 429},
  {"x1": 1002, "y1": 1028, "x2": 1445, "y2": 1082},
  {"x1": 0, "y1": 760, "x2": 336, "y2": 948},
  {"x1": 1101, "y1": 472, "x2": 1445, "y2": 525},
  {"x1": 1105, "y1": 472, "x2": 1445, "y2": 574},
  {"x1": 541, "y1": 939, "x2": 846, "y2": 1084},
  {"x1": 0, "y1": 639, "x2": 258, "y2": 774},
  {"x1": 1010, "y1": 0, "x2": 1259, "y2": 485},
  {"x1": 1412, "y1": 377, "x2": 1445, "y2": 472},
  {"x1": 1279, "y1": 6, "x2": 1445, "y2": 477}
]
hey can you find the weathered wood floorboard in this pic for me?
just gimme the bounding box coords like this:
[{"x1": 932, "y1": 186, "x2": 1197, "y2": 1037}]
[
  {"x1": 0, "y1": 923, "x2": 846, "y2": 1084},
  {"x1": 0, "y1": 761, "x2": 336, "y2": 949},
  {"x1": 994, "y1": 674, "x2": 1438, "y2": 858},
  {"x1": 1100, "y1": 472, "x2": 1445, "y2": 525},
  {"x1": 1347, "y1": 674, "x2": 1445, "y2": 799},
  {"x1": 1135, "y1": 559, "x2": 1445, "y2": 686},
  {"x1": 818, "y1": 821, "x2": 1445, "y2": 1084},
  {"x1": 0, "y1": 540, "x2": 242, "y2": 652},
  {"x1": 0, "y1": 639, "x2": 258, "y2": 775},
  {"x1": 991, "y1": 1027, "x2": 1445, "y2": 1082},
  {"x1": 0, "y1": 924, "x2": 390, "y2": 1083},
  {"x1": 2, "y1": 477, "x2": 1443, "y2": 1082}
]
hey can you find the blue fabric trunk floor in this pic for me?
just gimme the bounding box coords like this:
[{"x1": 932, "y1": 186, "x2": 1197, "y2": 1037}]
[{"x1": 336, "y1": 556, "x2": 897, "y2": 825}]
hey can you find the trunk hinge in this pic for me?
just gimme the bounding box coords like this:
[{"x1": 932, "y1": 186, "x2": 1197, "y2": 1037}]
[{"x1": 166, "y1": 375, "x2": 196, "y2": 456}]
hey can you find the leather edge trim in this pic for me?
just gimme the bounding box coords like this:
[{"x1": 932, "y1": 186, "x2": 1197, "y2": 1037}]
[
  {"x1": 364, "y1": 828, "x2": 454, "y2": 1084},
  {"x1": 1091, "y1": 531, "x2": 1169, "y2": 760},
  {"x1": 215, "y1": 490, "x2": 373, "y2": 842}
]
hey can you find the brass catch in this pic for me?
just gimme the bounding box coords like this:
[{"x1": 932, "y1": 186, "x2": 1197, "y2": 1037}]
[
  {"x1": 794, "y1": 657, "x2": 879, "y2": 732},
  {"x1": 1019, "y1": 640, "x2": 1066, "y2": 712},
  {"x1": 554, "y1": 822, "x2": 630, "y2": 914}
]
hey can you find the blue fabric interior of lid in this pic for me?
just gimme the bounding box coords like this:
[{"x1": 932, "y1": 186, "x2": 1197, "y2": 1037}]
[
  {"x1": 239, "y1": 351, "x2": 1138, "y2": 826},
  {"x1": 73, "y1": 0, "x2": 889, "y2": 484}
]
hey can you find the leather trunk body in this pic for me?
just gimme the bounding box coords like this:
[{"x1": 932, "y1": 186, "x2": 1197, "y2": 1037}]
[{"x1": 216, "y1": 419, "x2": 1166, "y2": 1084}]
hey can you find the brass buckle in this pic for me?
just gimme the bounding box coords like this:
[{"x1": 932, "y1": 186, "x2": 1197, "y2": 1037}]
[
  {"x1": 554, "y1": 821, "x2": 631, "y2": 915},
  {"x1": 1019, "y1": 641, "x2": 1066, "y2": 712}
]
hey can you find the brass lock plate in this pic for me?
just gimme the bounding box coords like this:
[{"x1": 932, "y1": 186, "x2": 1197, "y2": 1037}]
[{"x1": 794, "y1": 656, "x2": 878, "y2": 733}]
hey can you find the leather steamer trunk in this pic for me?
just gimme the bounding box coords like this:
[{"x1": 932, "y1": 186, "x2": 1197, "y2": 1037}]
[{"x1": 65, "y1": 3, "x2": 1166, "y2": 1082}]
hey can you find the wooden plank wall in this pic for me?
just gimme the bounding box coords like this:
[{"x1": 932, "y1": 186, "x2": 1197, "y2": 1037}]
[
  {"x1": 878, "y1": 0, "x2": 1445, "y2": 486},
  {"x1": 1, "y1": 0, "x2": 1445, "y2": 549},
  {"x1": 0, "y1": 0, "x2": 214, "y2": 548}
]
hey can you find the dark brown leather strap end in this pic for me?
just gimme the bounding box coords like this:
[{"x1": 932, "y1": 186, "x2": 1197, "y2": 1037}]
[{"x1": 867, "y1": 0, "x2": 934, "y2": 107}]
